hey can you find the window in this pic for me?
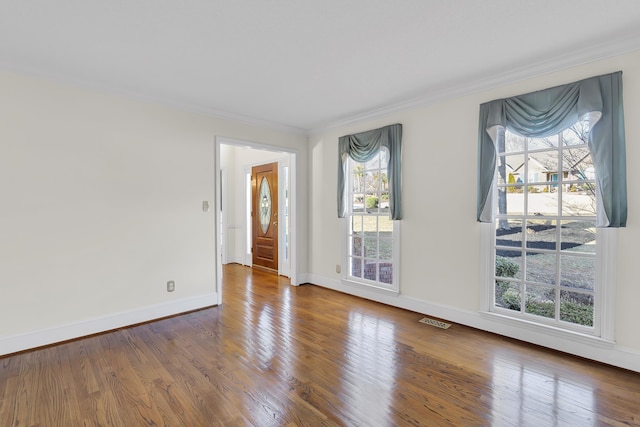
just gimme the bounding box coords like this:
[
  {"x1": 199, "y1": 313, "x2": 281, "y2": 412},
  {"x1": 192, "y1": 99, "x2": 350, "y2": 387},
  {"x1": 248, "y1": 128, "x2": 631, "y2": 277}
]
[
  {"x1": 245, "y1": 170, "x2": 252, "y2": 265},
  {"x1": 279, "y1": 162, "x2": 291, "y2": 277},
  {"x1": 477, "y1": 72, "x2": 626, "y2": 340},
  {"x1": 337, "y1": 123, "x2": 402, "y2": 293},
  {"x1": 493, "y1": 121, "x2": 599, "y2": 331},
  {"x1": 345, "y1": 150, "x2": 399, "y2": 292}
]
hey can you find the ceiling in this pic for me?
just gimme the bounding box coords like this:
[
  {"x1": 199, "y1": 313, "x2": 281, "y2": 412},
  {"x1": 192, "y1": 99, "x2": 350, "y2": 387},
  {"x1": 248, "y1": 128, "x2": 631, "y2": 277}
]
[{"x1": 2, "y1": 1, "x2": 640, "y2": 133}]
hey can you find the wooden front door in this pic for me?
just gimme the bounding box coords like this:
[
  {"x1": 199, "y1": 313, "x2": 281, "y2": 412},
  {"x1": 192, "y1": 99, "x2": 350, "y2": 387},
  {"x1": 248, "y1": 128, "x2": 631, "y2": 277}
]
[{"x1": 252, "y1": 162, "x2": 278, "y2": 271}]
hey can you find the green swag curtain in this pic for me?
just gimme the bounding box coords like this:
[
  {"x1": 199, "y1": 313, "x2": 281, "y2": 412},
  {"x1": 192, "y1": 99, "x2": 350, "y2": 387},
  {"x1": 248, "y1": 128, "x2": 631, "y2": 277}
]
[
  {"x1": 338, "y1": 123, "x2": 403, "y2": 220},
  {"x1": 477, "y1": 71, "x2": 626, "y2": 227}
]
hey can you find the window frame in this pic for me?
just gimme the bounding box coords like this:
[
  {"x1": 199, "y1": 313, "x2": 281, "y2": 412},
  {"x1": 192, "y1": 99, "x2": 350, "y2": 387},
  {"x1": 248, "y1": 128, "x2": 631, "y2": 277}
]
[
  {"x1": 481, "y1": 225, "x2": 616, "y2": 343},
  {"x1": 342, "y1": 151, "x2": 400, "y2": 295},
  {"x1": 480, "y1": 126, "x2": 616, "y2": 342}
]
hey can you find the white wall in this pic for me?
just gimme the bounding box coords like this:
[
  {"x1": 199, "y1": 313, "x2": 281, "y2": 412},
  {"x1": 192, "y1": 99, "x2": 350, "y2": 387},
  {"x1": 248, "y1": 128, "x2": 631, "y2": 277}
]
[
  {"x1": 308, "y1": 50, "x2": 640, "y2": 371},
  {"x1": 0, "y1": 71, "x2": 307, "y2": 354}
]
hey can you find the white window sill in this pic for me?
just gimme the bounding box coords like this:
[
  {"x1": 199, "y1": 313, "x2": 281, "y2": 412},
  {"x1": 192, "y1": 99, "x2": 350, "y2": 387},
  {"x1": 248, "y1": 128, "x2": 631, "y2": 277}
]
[
  {"x1": 479, "y1": 310, "x2": 615, "y2": 349},
  {"x1": 342, "y1": 278, "x2": 400, "y2": 297}
]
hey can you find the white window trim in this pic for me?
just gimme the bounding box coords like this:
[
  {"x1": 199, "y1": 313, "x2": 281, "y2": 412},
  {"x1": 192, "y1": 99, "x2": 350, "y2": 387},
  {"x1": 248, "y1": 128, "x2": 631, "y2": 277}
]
[
  {"x1": 479, "y1": 125, "x2": 617, "y2": 343},
  {"x1": 480, "y1": 218, "x2": 617, "y2": 344},
  {"x1": 341, "y1": 155, "x2": 400, "y2": 295},
  {"x1": 598, "y1": 227, "x2": 617, "y2": 342},
  {"x1": 341, "y1": 218, "x2": 401, "y2": 296}
]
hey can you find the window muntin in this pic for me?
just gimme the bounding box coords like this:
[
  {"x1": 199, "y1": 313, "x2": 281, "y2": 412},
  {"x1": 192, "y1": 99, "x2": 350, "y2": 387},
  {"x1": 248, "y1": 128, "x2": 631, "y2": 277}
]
[
  {"x1": 493, "y1": 120, "x2": 597, "y2": 330},
  {"x1": 346, "y1": 150, "x2": 397, "y2": 290}
]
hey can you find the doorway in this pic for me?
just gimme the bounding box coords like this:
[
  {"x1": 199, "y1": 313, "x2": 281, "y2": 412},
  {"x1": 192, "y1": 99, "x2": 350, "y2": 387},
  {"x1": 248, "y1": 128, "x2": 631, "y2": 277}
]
[{"x1": 215, "y1": 137, "x2": 298, "y2": 305}]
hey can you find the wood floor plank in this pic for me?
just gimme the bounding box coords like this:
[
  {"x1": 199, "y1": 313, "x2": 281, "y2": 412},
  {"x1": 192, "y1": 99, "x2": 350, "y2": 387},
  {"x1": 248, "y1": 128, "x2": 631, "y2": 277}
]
[{"x1": 1, "y1": 263, "x2": 640, "y2": 426}]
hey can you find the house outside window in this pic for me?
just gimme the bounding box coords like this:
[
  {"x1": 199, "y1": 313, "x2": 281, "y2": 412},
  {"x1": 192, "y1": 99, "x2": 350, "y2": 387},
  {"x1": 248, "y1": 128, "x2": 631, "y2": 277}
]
[{"x1": 493, "y1": 121, "x2": 600, "y2": 332}]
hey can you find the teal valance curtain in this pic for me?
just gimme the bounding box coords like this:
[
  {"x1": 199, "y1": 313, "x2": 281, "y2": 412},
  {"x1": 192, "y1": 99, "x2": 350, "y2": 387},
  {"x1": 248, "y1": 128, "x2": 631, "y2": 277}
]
[
  {"x1": 338, "y1": 123, "x2": 403, "y2": 220},
  {"x1": 477, "y1": 71, "x2": 626, "y2": 227}
]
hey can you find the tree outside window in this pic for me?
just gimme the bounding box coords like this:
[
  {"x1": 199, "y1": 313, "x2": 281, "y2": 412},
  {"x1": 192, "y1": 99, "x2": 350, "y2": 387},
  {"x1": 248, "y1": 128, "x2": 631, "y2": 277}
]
[{"x1": 494, "y1": 120, "x2": 597, "y2": 328}]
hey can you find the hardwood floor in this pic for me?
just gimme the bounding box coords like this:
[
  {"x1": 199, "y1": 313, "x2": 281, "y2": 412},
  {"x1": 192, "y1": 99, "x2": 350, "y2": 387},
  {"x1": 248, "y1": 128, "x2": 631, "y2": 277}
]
[{"x1": 1, "y1": 264, "x2": 639, "y2": 426}]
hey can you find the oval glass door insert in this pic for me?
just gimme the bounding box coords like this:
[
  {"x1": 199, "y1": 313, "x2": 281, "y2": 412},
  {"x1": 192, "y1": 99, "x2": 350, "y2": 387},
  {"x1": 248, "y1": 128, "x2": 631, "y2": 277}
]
[{"x1": 259, "y1": 176, "x2": 272, "y2": 234}]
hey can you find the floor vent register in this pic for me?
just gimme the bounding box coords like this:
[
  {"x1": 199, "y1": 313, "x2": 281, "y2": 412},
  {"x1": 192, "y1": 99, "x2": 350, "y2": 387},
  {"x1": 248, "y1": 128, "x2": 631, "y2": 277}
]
[{"x1": 419, "y1": 317, "x2": 451, "y2": 329}]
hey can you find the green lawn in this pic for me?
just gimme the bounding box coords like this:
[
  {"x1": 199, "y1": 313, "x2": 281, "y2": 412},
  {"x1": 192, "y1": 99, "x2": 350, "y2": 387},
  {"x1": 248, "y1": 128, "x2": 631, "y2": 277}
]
[{"x1": 352, "y1": 214, "x2": 393, "y2": 260}]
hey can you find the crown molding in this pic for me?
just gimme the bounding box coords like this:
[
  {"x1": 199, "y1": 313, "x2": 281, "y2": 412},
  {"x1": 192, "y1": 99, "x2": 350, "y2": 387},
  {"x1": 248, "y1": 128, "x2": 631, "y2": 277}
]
[
  {"x1": 309, "y1": 30, "x2": 640, "y2": 136},
  {"x1": 3, "y1": 28, "x2": 639, "y2": 140},
  {"x1": 0, "y1": 64, "x2": 309, "y2": 137}
]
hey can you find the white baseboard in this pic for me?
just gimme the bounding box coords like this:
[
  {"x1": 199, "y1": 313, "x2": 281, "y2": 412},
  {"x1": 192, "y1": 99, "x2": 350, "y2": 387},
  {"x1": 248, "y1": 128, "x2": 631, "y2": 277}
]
[
  {"x1": 306, "y1": 273, "x2": 640, "y2": 373},
  {"x1": 297, "y1": 273, "x2": 312, "y2": 286},
  {"x1": 0, "y1": 293, "x2": 217, "y2": 357}
]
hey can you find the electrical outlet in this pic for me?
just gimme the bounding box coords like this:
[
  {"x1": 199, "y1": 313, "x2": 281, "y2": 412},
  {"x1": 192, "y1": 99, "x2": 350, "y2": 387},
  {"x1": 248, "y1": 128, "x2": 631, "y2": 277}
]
[
  {"x1": 167, "y1": 280, "x2": 175, "y2": 292},
  {"x1": 336, "y1": 264, "x2": 341, "y2": 274}
]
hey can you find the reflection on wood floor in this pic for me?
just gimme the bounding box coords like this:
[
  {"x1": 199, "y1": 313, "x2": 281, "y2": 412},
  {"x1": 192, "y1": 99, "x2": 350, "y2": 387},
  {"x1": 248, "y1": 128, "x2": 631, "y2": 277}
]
[{"x1": 1, "y1": 263, "x2": 639, "y2": 426}]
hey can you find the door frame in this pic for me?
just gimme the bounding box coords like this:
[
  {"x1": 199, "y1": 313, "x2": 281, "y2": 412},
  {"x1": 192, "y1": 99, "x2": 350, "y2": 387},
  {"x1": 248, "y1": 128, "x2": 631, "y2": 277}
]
[{"x1": 214, "y1": 136, "x2": 299, "y2": 305}]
